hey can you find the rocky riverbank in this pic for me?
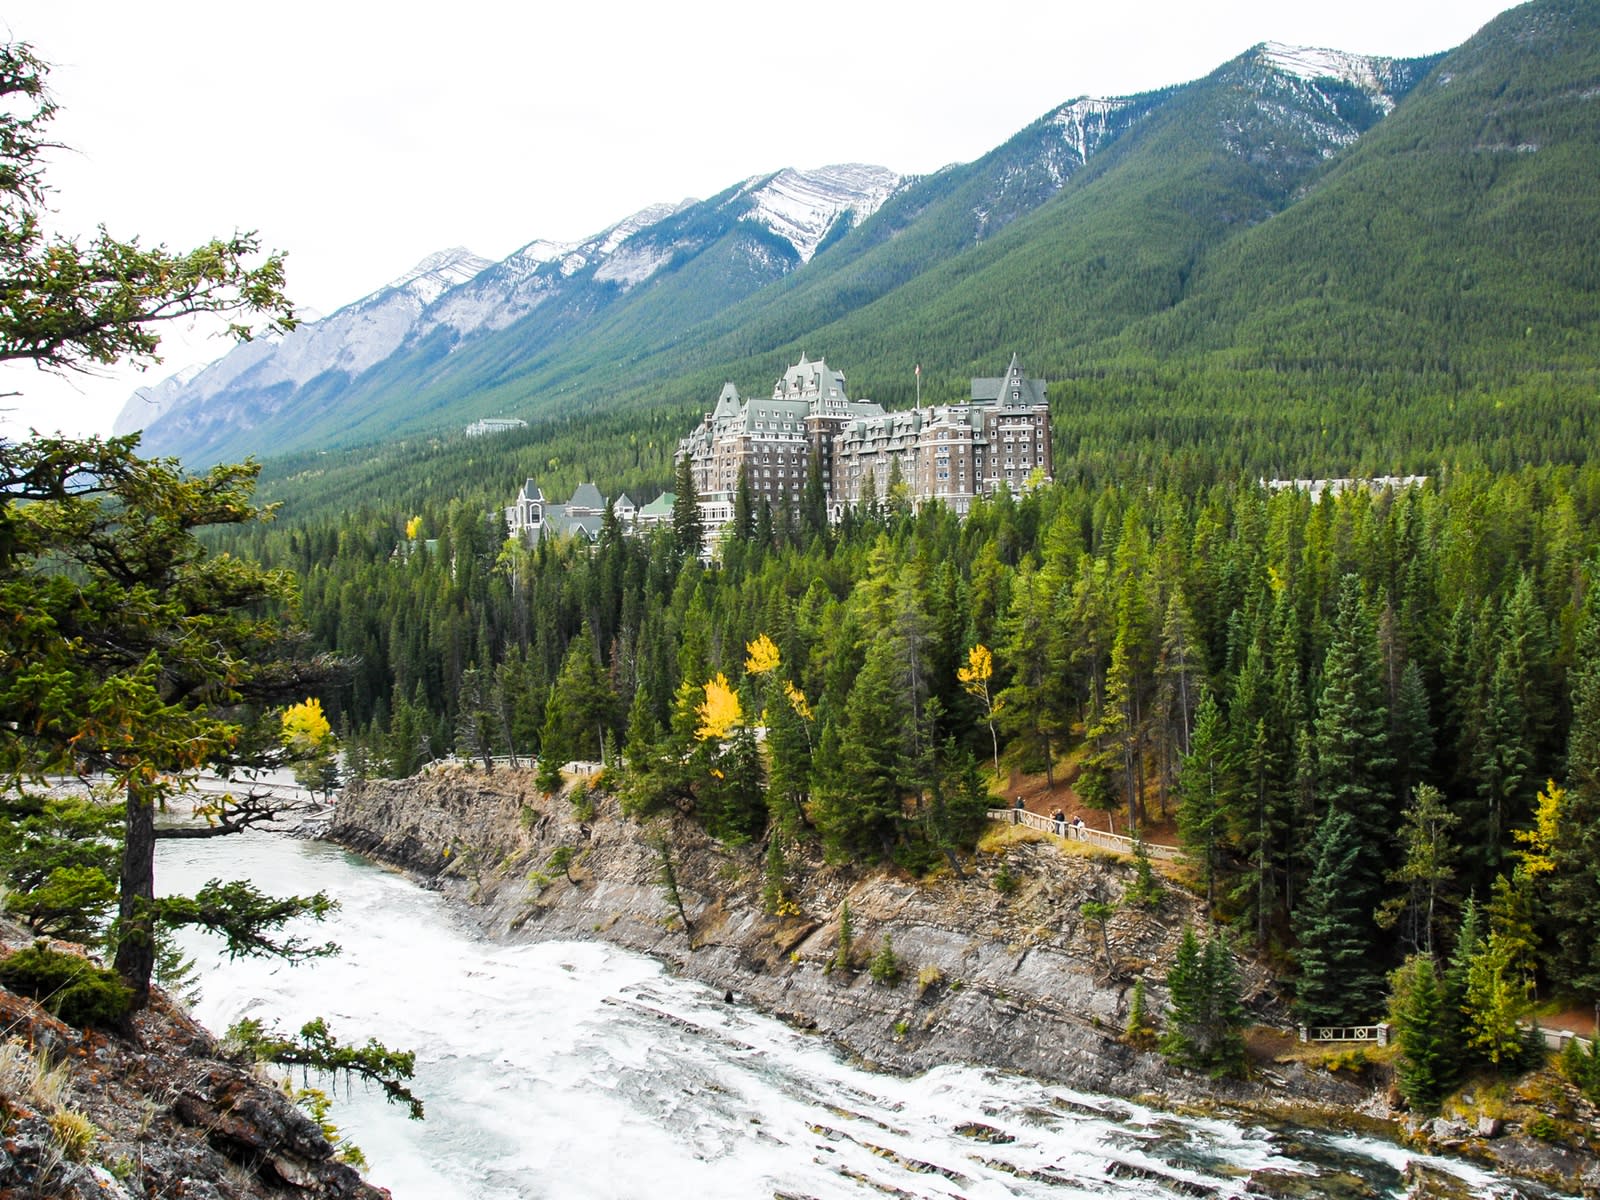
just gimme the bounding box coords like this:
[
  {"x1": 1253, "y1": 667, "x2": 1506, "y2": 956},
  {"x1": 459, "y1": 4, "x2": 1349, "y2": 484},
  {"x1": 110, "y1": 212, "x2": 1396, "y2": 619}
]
[
  {"x1": 329, "y1": 765, "x2": 1600, "y2": 1197},
  {"x1": 0, "y1": 922, "x2": 387, "y2": 1200}
]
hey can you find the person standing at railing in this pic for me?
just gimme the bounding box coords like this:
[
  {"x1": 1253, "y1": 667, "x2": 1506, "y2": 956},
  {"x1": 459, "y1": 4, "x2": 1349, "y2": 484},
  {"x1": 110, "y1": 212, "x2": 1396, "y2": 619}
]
[
  {"x1": 1052, "y1": 809, "x2": 1065, "y2": 836},
  {"x1": 1071, "y1": 815, "x2": 1085, "y2": 839}
]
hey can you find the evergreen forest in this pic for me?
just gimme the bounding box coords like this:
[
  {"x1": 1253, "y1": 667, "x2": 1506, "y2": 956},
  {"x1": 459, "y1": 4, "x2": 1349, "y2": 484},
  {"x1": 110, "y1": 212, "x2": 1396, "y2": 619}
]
[{"x1": 222, "y1": 453, "x2": 1600, "y2": 1104}]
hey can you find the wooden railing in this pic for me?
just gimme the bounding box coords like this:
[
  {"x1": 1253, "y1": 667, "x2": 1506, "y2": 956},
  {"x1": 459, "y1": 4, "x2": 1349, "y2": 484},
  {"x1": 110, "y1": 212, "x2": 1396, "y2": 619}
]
[
  {"x1": 1300, "y1": 1023, "x2": 1391, "y2": 1045},
  {"x1": 985, "y1": 808, "x2": 1182, "y2": 861}
]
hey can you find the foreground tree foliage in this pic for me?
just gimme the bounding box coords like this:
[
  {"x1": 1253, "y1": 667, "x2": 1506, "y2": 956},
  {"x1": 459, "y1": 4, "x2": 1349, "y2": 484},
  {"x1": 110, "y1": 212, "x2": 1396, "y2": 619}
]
[
  {"x1": 0, "y1": 40, "x2": 365, "y2": 1031},
  {"x1": 1160, "y1": 924, "x2": 1247, "y2": 1078},
  {"x1": 227, "y1": 1016, "x2": 424, "y2": 1121},
  {"x1": 0, "y1": 434, "x2": 342, "y2": 1008},
  {"x1": 0, "y1": 44, "x2": 293, "y2": 379}
]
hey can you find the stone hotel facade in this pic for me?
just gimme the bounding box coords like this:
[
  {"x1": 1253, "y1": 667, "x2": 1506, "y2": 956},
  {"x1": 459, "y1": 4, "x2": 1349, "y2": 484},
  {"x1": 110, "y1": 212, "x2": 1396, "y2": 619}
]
[{"x1": 678, "y1": 353, "x2": 1051, "y2": 524}]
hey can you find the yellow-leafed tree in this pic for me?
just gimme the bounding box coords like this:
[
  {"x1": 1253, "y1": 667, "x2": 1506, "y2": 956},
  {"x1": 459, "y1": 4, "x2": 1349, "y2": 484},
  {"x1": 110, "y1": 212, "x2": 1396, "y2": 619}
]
[
  {"x1": 696, "y1": 674, "x2": 743, "y2": 741},
  {"x1": 744, "y1": 634, "x2": 781, "y2": 676},
  {"x1": 281, "y1": 698, "x2": 333, "y2": 754},
  {"x1": 958, "y1": 644, "x2": 1003, "y2": 774}
]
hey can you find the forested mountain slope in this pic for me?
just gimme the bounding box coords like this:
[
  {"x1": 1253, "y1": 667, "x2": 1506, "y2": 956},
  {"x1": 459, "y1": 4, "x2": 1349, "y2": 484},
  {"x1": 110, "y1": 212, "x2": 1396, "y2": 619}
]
[{"x1": 132, "y1": 13, "x2": 1474, "y2": 473}]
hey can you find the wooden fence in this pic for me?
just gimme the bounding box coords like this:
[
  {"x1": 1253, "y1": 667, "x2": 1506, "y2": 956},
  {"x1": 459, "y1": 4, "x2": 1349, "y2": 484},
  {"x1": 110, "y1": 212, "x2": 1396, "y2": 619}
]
[
  {"x1": 423, "y1": 756, "x2": 605, "y2": 775},
  {"x1": 1300, "y1": 1023, "x2": 1392, "y2": 1046},
  {"x1": 985, "y1": 808, "x2": 1183, "y2": 861}
]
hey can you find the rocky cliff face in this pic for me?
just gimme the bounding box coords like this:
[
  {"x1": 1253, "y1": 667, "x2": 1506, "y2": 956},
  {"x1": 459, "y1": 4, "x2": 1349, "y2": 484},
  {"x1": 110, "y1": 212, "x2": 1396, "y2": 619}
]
[
  {"x1": 331, "y1": 769, "x2": 1351, "y2": 1102},
  {"x1": 0, "y1": 925, "x2": 387, "y2": 1200},
  {"x1": 329, "y1": 765, "x2": 1600, "y2": 1197}
]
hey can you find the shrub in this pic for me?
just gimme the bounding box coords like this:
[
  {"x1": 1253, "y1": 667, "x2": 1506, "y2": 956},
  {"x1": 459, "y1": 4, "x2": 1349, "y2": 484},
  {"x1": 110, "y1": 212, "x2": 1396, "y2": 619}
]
[
  {"x1": 916, "y1": 964, "x2": 944, "y2": 996},
  {"x1": 47, "y1": 1109, "x2": 97, "y2": 1161},
  {"x1": 1559, "y1": 1035, "x2": 1600, "y2": 1102},
  {"x1": 568, "y1": 780, "x2": 595, "y2": 822},
  {"x1": 0, "y1": 941, "x2": 132, "y2": 1028},
  {"x1": 993, "y1": 864, "x2": 1019, "y2": 895},
  {"x1": 833, "y1": 900, "x2": 853, "y2": 972},
  {"x1": 1125, "y1": 977, "x2": 1159, "y2": 1048},
  {"x1": 869, "y1": 935, "x2": 902, "y2": 986},
  {"x1": 1524, "y1": 1112, "x2": 1560, "y2": 1141}
]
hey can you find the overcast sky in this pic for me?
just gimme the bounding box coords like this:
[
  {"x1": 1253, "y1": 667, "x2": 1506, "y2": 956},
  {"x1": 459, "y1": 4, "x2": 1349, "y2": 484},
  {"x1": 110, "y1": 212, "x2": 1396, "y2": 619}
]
[{"x1": 1, "y1": 0, "x2": 1518, "y2": 439}]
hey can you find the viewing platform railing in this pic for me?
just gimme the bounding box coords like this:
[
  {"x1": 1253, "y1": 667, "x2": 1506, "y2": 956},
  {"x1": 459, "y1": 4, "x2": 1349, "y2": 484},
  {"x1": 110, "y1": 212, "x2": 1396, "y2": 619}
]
[{"x1": 985, "y1": 808, "x2": 1182, "y2": 861}]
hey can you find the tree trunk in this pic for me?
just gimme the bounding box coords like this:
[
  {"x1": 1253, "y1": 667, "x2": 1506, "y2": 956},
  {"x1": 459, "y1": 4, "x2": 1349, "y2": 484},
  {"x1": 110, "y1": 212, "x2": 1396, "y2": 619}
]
[{"x1": 112, "y1": 778, "x2": 157, "y2": 1010}]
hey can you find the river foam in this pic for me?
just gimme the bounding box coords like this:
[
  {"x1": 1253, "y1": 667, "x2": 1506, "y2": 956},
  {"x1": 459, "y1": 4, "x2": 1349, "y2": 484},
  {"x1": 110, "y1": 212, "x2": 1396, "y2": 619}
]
[{"x1": 158, "y1": 831, "x2": 1563, "y2": 1199}]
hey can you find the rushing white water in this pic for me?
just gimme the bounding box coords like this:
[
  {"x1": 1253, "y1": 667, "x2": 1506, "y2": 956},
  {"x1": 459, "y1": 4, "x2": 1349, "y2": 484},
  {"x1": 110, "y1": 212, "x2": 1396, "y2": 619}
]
[{"x1": 158, "y1": 832, "x2": 1561, "y2": 1200}]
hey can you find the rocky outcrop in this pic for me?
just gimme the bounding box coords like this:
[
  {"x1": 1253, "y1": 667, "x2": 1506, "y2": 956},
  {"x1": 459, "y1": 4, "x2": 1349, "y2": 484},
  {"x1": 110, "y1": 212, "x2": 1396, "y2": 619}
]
[
  {"x1": 330, "y1": 769, "x2": 1343, "y2": 1099},
  {"x1": 329, "y1": 766, "x2": 1600, "y2": 1196},
  {"x1": 0, "y1": 931, "x2": 387, "y2": 1200}
]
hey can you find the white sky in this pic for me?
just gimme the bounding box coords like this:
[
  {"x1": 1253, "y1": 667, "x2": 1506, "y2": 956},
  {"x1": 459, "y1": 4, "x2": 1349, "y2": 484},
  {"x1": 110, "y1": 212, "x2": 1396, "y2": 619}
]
[{"x1": 1, "y1": 0, "x2": 1518, "y2": 440}]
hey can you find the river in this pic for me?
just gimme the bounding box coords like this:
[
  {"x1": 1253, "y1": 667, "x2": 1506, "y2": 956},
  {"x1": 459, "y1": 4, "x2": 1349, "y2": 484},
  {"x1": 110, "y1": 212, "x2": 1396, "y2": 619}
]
[{"x1": 157, "y1": 829, "x2": 1563, "y2": 1200}]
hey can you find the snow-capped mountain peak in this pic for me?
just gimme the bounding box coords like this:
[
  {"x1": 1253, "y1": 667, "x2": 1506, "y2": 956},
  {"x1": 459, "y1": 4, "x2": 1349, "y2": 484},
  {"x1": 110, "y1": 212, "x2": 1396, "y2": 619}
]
[
  {"x1": 739, "y1": 164, "x2": 903, "y2": 264},
  {"x1": 1049, "y1": 97, "x2": 1137, "y2": 164},
  {"x1": 387, "y1": 247, "x2": 495, "y2": 305},
  {"x1": 1253, "y1": 42, "x2": 1412, "y2": 115}
]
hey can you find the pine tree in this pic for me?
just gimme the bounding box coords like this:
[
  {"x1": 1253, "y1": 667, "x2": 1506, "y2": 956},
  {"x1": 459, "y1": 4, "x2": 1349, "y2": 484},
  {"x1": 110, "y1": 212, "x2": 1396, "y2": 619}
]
[
  {"x1": 1176, "y1": 691, "x2": 1233, "y2": 912},
  {"x1": 1313, "y1": 576, "x2": 1396, "y2": 908},
  {"x1": 1389, "y1": 954, "x2": 1455, "y2": 1113},
  {"x1": 1462, "y1": 932, "x2": 1530, "y2": 1067},
  {"x1": 1293, "y1": 808, "x2": 1385, "y2": 1027},
  {"x1": 1376, "y1": 783, "x2": 1459, "y2": 960},
  {"x1": 1549, "y1": 585, "x2": 1600, "y2": 1002}
]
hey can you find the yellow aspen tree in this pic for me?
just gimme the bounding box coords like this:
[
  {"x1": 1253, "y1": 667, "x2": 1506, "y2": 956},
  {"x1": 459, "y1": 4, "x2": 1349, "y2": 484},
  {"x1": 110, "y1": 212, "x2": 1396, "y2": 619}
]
[
  {"x1": 958, "y1": 644, "x2": 1003, "y2": 774},
  {"x1": 695, "y1": 674, "x2": 742, "y2": 741}
]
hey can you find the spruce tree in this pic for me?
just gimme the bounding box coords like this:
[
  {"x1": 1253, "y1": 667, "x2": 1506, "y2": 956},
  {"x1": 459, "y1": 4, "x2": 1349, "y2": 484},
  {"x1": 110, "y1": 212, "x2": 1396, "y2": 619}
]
[
  {"x1": 1293, "y1": 808, "x2": 1385, "y2": 1027},
  {"x1": 1160, "y1": 924, "x2": 1205, "y2": 1063},
  {"x1": 536, "y1": 688, "x2": 567, "y2": 794},
  {"x1": 1198, "y1": 934, "x2": 1248, "y2": 1077},
  {"x1": 1390, "y1": 954, "x2": 1455, "y2": 1112},
  {"x1": 1160, "y1": 924, "x2": 1247, "y2": 1076},
  {"x1": 1176, "y1": 691, "x2": 1233, "y2": 913},
  {"x1": 672, "y1": 454, "x2": 703, "y2": 563},
  {"x1": 1313, "y1": 576, "x2": 1396, "y2": 908},
  {"x1": 1549, "y1": 587, "x2": 1600, "y2": 1002}
]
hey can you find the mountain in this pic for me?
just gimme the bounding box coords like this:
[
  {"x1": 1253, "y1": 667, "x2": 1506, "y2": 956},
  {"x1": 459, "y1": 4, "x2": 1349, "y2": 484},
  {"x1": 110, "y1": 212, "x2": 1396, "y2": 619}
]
[
  {"x1": 127, "y1": 1, "x2": 1600, "y2": 493},
  {"x1": 115, "y1": 247, "x2": 494, "y2": 448},
  {"x1": 111, "y1": 361, "x2": 204, "y2": 436},
  {"x1": 119, "y1": 167, "x2": 902, "y2": 459}
]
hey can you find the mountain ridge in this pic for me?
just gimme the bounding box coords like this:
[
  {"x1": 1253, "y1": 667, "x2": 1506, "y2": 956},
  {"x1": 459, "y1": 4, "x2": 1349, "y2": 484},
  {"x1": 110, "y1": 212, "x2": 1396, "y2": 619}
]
[{"x1": 120, "y1": 4, "x2": 1598, "y2": 484}]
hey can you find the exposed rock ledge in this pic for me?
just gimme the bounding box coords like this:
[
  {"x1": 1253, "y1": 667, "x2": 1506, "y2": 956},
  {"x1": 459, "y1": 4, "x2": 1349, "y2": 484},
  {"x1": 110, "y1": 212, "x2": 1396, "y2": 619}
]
[
  {"x1": 329, "y1": 766, "x2": 1600, "y2": 1197},
  {"x1": 0, "y1": 925, "x2": 387, "y2": 1200}
]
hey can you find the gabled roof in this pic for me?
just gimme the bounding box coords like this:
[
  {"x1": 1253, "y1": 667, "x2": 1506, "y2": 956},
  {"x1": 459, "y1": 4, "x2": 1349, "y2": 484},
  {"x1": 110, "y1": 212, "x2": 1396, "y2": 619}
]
[
  {"x1": 516, "y1": 479, "x2": 544, "y2": 503},
  {"x1": 614, "y1": 492, "x2": 636, "y2": 510},
  {"x1": 971, "y1": 353, "x2": 1047, "y2": 407},
  {"x1": 567, "y1": 482, "x2": 605, "y2": 512},
  {"x1": 544, "y1": 509, "x2": 604, "y2": 540},
  {"x1": 638, "y1": 493, "x2": 675, "y2": 518},
  {"x1": 713, "y1": 382, "x2": 742, "y2": 420},
  {"x1": 772, "y1": 353, "x2": 848, "y2": 401}
]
